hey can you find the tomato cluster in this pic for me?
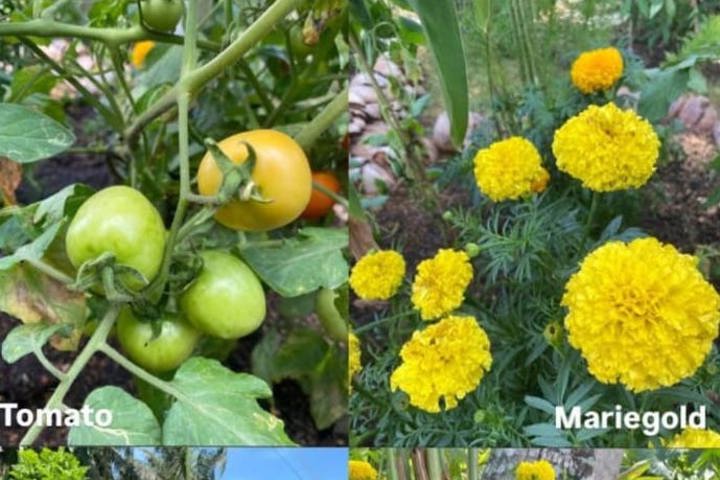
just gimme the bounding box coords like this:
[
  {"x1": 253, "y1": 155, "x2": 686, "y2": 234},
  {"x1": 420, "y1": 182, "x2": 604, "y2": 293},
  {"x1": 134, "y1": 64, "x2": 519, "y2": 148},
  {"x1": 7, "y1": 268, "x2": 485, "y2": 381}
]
[{"x1": 64, "y1": 130, "x2": 342, "y2": 373}]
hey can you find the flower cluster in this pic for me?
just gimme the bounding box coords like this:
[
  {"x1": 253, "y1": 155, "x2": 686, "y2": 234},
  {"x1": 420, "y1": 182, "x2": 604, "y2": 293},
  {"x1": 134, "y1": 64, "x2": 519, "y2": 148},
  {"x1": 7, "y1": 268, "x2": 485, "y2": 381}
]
[
  {"x1": 348, "y1": 460, "x2": 378, "y2": 480},
  {"x1": 562, "y1": 237, "x2": 720, "y2": 392},
  {"x1": 473, "y1": 137, "x2": 550, "y2": 201},
  {"x1": 570, "y1": 47, "x2": 623, "y2": 94},
  {"x1": 667, "y1": 428, "x2": 720, "y2": 448},
  {"x1": 350, "y1": 250, "x2": 406, "y2": 300},
  {"x1": 390, "y1": 315, "x2": 492, "y2": 413},
  {"x1": 348, "y1": 332, "x2": 361, "y2": 389},
  {"x1": 411, "y1": 249, "x2": 473, "y2": 320},
  {"x1": 552, "y1": 102, "x2": 660, "y2": 191},
  {"x1": 515, "y1": 460, "x2": 556, "y2": 480}
]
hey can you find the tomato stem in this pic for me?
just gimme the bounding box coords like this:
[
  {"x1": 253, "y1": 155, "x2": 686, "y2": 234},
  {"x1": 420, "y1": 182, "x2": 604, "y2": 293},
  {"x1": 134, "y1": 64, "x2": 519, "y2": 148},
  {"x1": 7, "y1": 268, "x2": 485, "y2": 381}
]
[
  {"x1": 25, "y1": 257, "x2": 74, "y2": 285},
  {"x1": 20, "y1": 305, "x2": 121, "y2": 446},
  {"x1": 294, "y1": 85, "x2": 349, "y2": 151}
]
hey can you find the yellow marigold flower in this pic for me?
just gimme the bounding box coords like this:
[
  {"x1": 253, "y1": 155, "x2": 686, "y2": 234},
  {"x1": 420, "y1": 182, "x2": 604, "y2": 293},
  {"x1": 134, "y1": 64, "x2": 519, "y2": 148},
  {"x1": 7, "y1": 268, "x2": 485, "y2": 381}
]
[
  {"x1": 473, "y1": 137, "x2": 550, "y2": 201},
  {"x1": 666, "y1": 428, "x2": 720, "y2": 448},
  {"x1": 348, "y1": 460, "x2": 377, "y2": 480},
  {"x1": 552, "y1": 103, "x2": 660, "y2": 191},
  {"x1": 570, "y1": 47, "x2": 623, "y2": 94},
  {"x1": 562, "y1": 237, "x2": 720, "y2": 392},
  {"x1": 411, "y1": 249, "x2": 473, "y2": 320},
  {"x1": 131, "y1": 40, "x2": 155, "y2": 68},
  {"x1": 349, "y1": 250, "x2": 406, "y2": 300},
  {"x1": 348, "y1": 332, "x2": 361, "y2": 389},
  {"x1": 516, "y1": 460, "x2": 556, "y2": 480},
  {"x1": 390, "y1": 315, "x2": 492, "y2": 413}
]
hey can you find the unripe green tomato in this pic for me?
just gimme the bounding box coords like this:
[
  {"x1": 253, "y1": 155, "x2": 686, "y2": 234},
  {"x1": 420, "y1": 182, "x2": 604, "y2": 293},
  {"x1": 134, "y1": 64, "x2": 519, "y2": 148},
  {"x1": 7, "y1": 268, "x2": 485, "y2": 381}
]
[
  {"x1": 116, "y1": 308, "x2": 200, "y2": 373},
  {"x1": 139, "y1": 0, "x2": 184, "y2": 32},
  {"x1": 290, "y1": 25, "x2": 314, "y2": 57},
  {"x1": 65, "y1": 186, "x2": 166, "y2": 290},
  {"x1": 180, "y1": 251, "x2": 266, "y2": 339}
]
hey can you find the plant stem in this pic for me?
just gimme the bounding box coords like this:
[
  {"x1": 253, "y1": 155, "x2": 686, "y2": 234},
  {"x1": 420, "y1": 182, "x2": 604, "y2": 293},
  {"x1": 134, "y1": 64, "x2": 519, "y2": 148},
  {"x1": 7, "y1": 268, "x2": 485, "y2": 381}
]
[
  {"x1": 20, "y1": 305, "x2": 120, "y2": 446},
  {"x1": 34, "y1": 348, "x2": 66, "y2": 381},
  {"x1": 468, "y1": 448, "x2": 479, "y2": 480},
  {"x1": 125, "y1": 0, "x2": 302, "y2": 144},
  {"x1": 426, "y1": 449, "x2": 442, "y2": 480},
  {"x1": 98, "y1": 344, "x2": 181, "y2": 398},
  {"x1": 294, "y1": 86, "x2": 348, "y2": 150},
  {"x1": 387, "y1": 449, "x2": 400, "y2": 480},
  {"x1": 25, "y1": 257, "x2": 74, "y2": 285},
  {"x1": 585, "y1": 191, "x2": 599, "y2": 238},
  {"x1": 312, "y1": 180, "x2": 348, "y2": 208}
]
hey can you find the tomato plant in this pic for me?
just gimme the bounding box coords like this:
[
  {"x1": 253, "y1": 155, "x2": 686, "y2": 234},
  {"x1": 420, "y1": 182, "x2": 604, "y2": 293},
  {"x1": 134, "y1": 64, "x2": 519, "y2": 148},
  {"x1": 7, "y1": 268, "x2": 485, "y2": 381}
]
[{"x1": 0, "y1": 0, "x2": 348, "y2": 447}]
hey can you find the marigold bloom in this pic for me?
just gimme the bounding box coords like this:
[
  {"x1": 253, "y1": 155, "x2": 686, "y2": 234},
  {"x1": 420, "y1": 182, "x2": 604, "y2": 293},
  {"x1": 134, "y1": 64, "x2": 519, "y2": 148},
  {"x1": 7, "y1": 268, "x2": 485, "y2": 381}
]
[
  {"x1": 131, "y1": 40, "x2": 155, "y2": 68},
  {"x1": 667, "y1": 428, "x2": 720, "y2": 448},
  {"x1": 563, "y1": 237, "x2": 720, "y2": 392},
  {"x1": 552, "y1": 103, "x2": 660, "y2": 191},
  {"x1": 571, "y1": 47, "x2": 623, "y2": 94},
  {"x1": 348, "y1": 332, "x2": 361, "y2": 389},
  {"x1": 411, "y1": 249, "x2": 473, "y2": 320},
  {"x1": 348, "y1": 460, "x2": 377, "y2": 480},
  {"x1": 349, "y1": 250, "x2": 406, "y2": 300},
  {"x1": 473, "y1": 137, "x2": 550, "y2": 201},
  {"x1": 516, "y1": 460, "x2": 556, "y2": 480},
  {"x1": 390, "y1": 315, "x2": 492, "y2": 413}
]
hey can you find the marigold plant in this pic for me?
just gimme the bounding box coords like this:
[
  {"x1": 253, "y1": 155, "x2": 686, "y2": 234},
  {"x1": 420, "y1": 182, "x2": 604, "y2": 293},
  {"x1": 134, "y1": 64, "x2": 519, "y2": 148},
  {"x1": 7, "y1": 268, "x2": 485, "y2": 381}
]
[
  {"x1": 666, "y1": 428, "x2": 720, "y2": 448},
  {"x1": 562, "y1": 237, "x2": 720, "y2": 392},
  {"x1": 473, "y1": 137, "x2": 550, "y2": 202},
  {"x1": 390, "y1": 315, "x2": 492, "y2": 413},
  {"x1": 348, "y1": 460, "x2": 378, "y2": 480},
  {"x1": 350, "y1": 250, "x2": 406, "y2": 300},
  {"x1": 515, "y1": 460, "x2": 556, "y2": 480},
  {"x1": 349, "y1": 332, "x2": 362, "y2": 389},
  {"x1": 411, "y1": 249, "x2": 473, "y2": 320},
  {"x1": 552, "y1": 103, "x2": 660, "y2": 191},
  {"x1": 570, "y1": 46, "x2": 624, "y2": 94}
]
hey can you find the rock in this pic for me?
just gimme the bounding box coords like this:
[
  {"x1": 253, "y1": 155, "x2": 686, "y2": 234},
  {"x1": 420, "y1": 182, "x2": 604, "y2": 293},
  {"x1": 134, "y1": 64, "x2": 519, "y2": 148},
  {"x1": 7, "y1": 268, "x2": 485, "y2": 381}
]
[
  {"x1": 364, "y1": 102, "x2": 381, "y2": 120},
  {"x1": 668, "y1": 94, "x2": 689, "y2": 118},
  {"x1": 348, "y1": 117, "x2": 366, "y2": 135},
  {"x1": 361, "y1": 162, "x2": 395, "y2": 194},
  {"x1": 373, "y1": 55, "x2": 402, "y2": 78},
  {"x1": 696, "y1": 105, "x2": 718, "y2": 134},
  {"x1": 432, "y1": 111, "x2": 485, "y2": 152},
  {"x1": 678, "y1": 95, "x2": 710, "y2": 127},
  {"x1": 352, "y1": 85, "x2": 377, "y2": 104},
  {"x1": 348, "y1": 90, "x2": 365, "y2": 108},
  {"x1": 713, "y1": 121, "x2": 720, "y2": 147}
]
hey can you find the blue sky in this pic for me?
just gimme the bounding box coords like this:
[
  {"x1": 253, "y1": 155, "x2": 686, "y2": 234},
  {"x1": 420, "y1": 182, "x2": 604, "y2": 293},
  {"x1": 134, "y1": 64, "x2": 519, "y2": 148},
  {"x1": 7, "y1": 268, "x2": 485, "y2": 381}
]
[{"x1": 220, "y1": 448, "x2": 348, "y2": 479}]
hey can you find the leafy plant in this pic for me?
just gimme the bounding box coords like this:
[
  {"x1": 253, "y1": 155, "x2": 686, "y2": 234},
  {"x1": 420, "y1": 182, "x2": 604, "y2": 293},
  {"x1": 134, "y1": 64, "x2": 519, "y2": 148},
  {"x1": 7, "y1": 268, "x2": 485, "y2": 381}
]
[{"x1": 9, "y1": 448, "x2": 88, "y2": 480}]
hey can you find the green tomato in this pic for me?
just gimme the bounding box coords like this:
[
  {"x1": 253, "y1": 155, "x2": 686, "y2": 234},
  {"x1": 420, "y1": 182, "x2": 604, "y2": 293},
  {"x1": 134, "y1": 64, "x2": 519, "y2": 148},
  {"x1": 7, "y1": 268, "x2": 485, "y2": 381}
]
[
  {"x1": 139, "y1": 0, "x2": 184, "y2": 32},
  {"x1": 180, "y1": 251, "x2": 266, "y2": 339},
  {"x1": 116, "y1": 308, "x2": 200, "y2": 373},
  {"x1": 315, "y1": 287, "x2": 348, "y2": 342},
  {"x1": 65, "y1": 186, "x2": 166, "y2": 290}
]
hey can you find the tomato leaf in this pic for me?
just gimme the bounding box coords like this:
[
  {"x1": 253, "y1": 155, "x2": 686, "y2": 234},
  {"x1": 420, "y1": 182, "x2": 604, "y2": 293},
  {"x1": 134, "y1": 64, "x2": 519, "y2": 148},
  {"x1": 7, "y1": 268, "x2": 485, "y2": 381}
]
[
  {"x1": 0, "y1": 263, "x2": 86, "y2": 328},
  {"x1": 239, "y1": 227, "x2": 348, "y2": 297},
  {"x1": 0, "y1": 157, "x2": 22, "y2": 205},
  {"x1": 162, "y1": 357, "x2": 294, "y2": 445},
  {"x1": 0, "y1": 103, "x2": 75, "y2": 163},
  {"x1": 1, "y1": 323, "x2": 63, "y2": 363},
  {"x1": 68, "y1": 386, "x2": 162, "y2": 445},
  {"x1": 0, "y1": 221, "x2": 62, "y2": 270},
  {"x1": 406, "y1": 0, "x2": 468, "y2": 146}
]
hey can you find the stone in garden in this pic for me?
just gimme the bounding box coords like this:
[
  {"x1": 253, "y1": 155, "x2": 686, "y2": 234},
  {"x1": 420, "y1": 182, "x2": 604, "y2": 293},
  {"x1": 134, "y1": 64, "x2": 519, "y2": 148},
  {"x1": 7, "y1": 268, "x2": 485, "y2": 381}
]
[{"x1": 432, "y1": 111, "x2": 485, "y2": 152}]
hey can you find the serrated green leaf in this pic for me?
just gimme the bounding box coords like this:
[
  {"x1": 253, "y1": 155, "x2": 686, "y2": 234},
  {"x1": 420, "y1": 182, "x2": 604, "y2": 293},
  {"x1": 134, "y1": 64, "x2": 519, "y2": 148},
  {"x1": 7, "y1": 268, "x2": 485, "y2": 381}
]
[
  {"x1": 0, "y1": 103, "x2": 75, "y2": 163},
  {"x1": 162, "y1": 357, "x2": 293, "y2": 445},
  {"x1": 239, "y1": 227, "x2": 348, "y2": 297},
  {"x1": 68, "y1": 386, "x2": 162, "y2": 445}
]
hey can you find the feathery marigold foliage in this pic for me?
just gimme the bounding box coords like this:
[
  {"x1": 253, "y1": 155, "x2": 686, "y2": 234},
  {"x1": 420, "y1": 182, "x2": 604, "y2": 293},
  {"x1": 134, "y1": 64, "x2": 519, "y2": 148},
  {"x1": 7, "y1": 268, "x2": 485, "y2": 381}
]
[
  {"x1": 515, "y1": 460, "x2": 556, "y2": 480},
  {"x1": 348, "y1": 460, "x2": 378, "y2": 480},
  {"x1": 562, "y1": 237, "x2": 720, "y2": 392},
  {"x1": 473, "y1": 137, "x2": 550, "y2": 201},
  {"x1": 349, "y1": 332, "x2": 361, "y2": 389},
  {"x1": 131, "y1": 40, "x2": 155, "y2": 68},
  {"x1": 552, "y1": 103, "x2": 660, "y2": 191},
  {"x1": 411, "y1": 249, "x2": 473, "y2": 320},
  {"x1": 349, "y1": 250, "x2": 406, "y2": 300},
  {"x1": 570, "y1": 46, "x2": 623, "y2": 94},
  {"x1": 666, "y1": 427, "x2": 720, "y2": 448},
  {"x1": 390, "y1": 315, "x2": 492, "y2": 413}
]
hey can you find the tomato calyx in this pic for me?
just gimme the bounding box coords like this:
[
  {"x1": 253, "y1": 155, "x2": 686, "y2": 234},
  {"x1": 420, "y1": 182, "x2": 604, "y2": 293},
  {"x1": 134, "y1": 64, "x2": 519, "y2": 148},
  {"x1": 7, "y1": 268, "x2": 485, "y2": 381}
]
[
  {"x1": 72, "y1": 252, "x2": 148, "y2": 302},
  {"x1": 191, "y1": 138, "x2": 273, "y2": 206}
]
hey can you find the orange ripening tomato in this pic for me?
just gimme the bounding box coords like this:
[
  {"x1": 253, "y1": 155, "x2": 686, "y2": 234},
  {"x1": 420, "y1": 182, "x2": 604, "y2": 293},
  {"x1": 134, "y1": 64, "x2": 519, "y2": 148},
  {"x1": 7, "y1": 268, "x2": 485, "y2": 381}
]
[
  {"x1": 131, "y1": 41, "x2": 155, "y2": 68},
  {"x1": 301, "y1": 171, "x2": 342, "y2": 220},
  {"x1": 196, "y1": 129, "x2": 312, "y2": 231}
]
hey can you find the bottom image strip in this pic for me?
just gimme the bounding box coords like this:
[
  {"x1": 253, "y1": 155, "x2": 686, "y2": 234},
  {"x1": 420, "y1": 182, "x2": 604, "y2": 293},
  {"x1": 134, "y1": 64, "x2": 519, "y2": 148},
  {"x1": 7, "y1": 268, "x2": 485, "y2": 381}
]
[
  {"x1": 350, "y1": 448, "x2": 720, "y2": 480},
  {"x1": 0, "y1": 447, "x2": 347, "y2": 479}
]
